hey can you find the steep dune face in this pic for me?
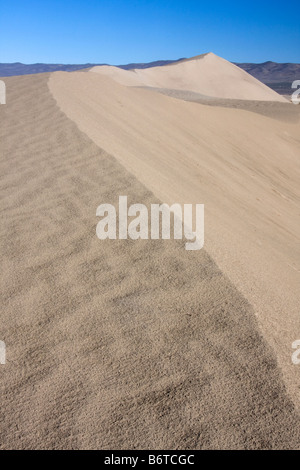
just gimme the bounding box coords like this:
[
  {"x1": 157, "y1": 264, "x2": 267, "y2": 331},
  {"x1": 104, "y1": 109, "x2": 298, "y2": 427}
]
[
  {"x1": 49, "y1": 71, "x2": 300, "y2": 412},
  {"x1": 90, "y1": 53, "x2": 287, "y2": 102}
]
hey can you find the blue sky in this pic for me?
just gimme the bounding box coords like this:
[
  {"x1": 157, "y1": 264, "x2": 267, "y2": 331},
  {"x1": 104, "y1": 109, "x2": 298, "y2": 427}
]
[{"x1": 0, "y1": 0, "x2": 299, "y2": 64}]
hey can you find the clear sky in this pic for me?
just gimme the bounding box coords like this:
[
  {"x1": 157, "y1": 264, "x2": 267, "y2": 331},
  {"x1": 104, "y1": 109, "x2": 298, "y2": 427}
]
[{"x1": 0, "y1": 0, "x2": 299, "y2": 64}]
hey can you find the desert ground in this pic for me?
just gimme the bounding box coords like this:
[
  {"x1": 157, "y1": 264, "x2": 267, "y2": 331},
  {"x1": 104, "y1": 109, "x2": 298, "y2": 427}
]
[{"x1": 1, "y1": 53, "x2": 300, "y2": 449}]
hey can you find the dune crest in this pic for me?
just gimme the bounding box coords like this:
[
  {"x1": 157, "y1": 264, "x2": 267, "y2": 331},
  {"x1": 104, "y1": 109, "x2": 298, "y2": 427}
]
[{"x1": 90, "y1": 52, "x2": 287, "y2": 102}]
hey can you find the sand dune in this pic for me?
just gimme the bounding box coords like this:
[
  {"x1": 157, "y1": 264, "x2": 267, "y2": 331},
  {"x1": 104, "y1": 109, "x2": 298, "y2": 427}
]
[
  {"x1": 49, "y1": 70, "x2": 300, "y2": 415},
  {"x1": 90, "y1": 53, "x2": 287, "y2": 102},
  {"x1": 0, "y1": 67, "x2": 299, "y2": 449}
]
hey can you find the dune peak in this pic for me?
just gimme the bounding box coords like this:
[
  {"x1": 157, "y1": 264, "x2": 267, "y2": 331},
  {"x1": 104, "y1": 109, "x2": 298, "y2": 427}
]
[{"x1": 90, "y1": 52, "x2": 287, "y2": 102}]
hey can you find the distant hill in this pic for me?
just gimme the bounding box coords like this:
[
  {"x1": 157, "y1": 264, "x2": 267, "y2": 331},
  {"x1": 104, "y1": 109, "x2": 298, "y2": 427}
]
[
  {"x1": 235, "y1": 61, "x2": 300, "y2": 95},
  {"x1": 0, "y1": 62, "x2": 98, "y2": 76},
  {"x1": 235, "y1": 61, "x2": 300, "y2": 83},
  {"x1": 1, "y1": 58, "x2": 299, "y2": 95},
  {"x1": 118, "y1": 58, "x2": 184, "y2": 70},
  {"x1": 0, "y1": 59, "x2": 183, "y2": 77}
]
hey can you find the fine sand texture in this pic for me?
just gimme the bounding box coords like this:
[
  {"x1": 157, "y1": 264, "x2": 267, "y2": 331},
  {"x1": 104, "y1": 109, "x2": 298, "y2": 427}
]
[
  {"x1": 90, "y1": 53, "x2": 288, "y2": 102},
  {"x1": 0, "y1": 72, "x2": 300, "y2": 450}
]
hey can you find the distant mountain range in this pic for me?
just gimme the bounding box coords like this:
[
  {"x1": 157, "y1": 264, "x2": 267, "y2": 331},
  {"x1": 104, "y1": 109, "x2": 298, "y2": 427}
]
[
  {"x1": 0, "y1": 62, "x2": 97, "y2": 76},
  {"x1": 0, "y1": 59, "x2": 186, "y2": 77},
  {"x1": 234, "y1": 61, "x2": 300, "y2": 95},
  {"x1": 1, "y1": 59, "x2": 299, "y2": 95},
  {"x1": 235, "y1": 61, "x2": 300, "y2": 83}
]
